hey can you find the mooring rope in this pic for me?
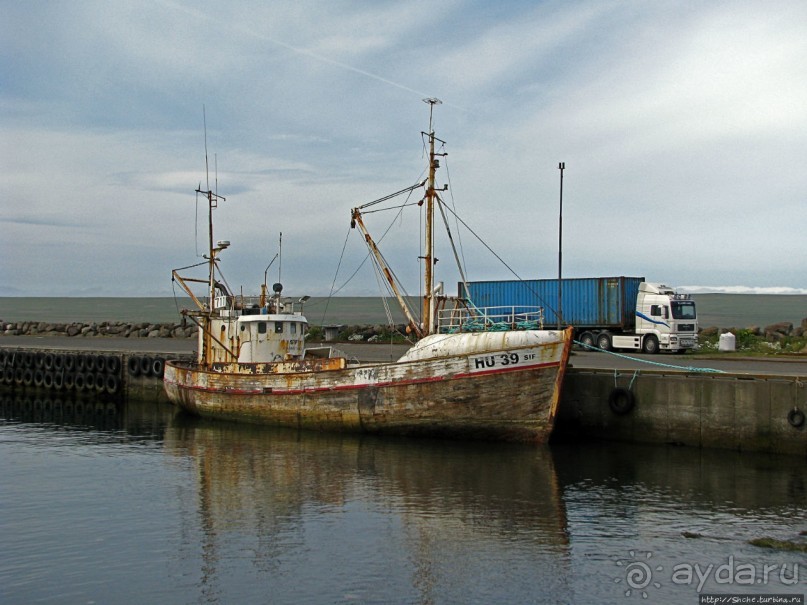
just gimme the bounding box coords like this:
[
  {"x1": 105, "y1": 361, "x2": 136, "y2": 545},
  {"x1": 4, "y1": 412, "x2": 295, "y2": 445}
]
[{"x1": 574, "y1": 340, "x2": 726, "y2": 374}]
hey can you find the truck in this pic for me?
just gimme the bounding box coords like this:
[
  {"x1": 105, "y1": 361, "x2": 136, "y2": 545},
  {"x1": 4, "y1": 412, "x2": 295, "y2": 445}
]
[{"x1": 459, "y1": 276, "x2": 697, "y2": 353}]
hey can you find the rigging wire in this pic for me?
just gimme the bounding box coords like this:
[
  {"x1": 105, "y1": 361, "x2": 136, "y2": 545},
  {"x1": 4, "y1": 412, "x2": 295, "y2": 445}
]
[
  {"x1": 435, "y1": 196, "x2": 471, "y2": 297},
  {"x1": 370, "y1": 253, "x2": 397, "y2": 329},
  {"x1": 330, "y1": 184, "x2": 421, "y2": 297},
  {"x1": 437, "y1": 202, "x2": 559, "y2": 319},
  {"x1": 442, "y1": 156, "x2": 469, "y2": 280},
  {"x1": 321, "y1": 225, "x2": 353, "y2": 326}
]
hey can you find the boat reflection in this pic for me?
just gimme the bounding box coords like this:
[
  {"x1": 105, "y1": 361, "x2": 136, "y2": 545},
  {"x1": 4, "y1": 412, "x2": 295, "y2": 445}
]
[{"x1": 163, "y1": 414, "x2": 570, "y2": 602}]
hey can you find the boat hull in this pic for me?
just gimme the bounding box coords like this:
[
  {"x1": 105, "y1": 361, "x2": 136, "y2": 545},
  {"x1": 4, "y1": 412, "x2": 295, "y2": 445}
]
[{"x1": 163, "y1": 328, "x2": 572, "y2": 442}]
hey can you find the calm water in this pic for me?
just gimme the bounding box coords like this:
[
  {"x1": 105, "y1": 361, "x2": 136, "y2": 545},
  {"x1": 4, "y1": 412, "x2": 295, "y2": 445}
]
[
  {"x1": 1, "y1": 396, "x2": 804, "y2": 604},
  {"x1": 1, "y1": 295, "x2": 806, "y2": 328}
]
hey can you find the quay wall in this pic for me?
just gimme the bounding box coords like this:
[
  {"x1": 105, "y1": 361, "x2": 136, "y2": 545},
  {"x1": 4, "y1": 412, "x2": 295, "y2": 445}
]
[
  {"x1": 554, "y1": 368, "x2": 807, "y2": 457},
  {"x1": 0, "y1": 347, "x2": 191, "y2": 404}
]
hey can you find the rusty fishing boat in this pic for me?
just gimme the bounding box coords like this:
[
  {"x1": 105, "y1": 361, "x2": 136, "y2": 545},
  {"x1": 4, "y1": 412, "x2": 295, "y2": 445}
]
[{"x1": 163, "y1": 101, "x2": 572, "y2": 442}]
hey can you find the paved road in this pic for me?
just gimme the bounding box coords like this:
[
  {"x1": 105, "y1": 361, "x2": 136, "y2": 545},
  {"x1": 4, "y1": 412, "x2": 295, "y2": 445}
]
[
  {"x1": 1, "y1": 335, "x2": 805, "y2": 376},
  {"x1": 568, "y1": 350, "x2": 807, "y2": 377}
]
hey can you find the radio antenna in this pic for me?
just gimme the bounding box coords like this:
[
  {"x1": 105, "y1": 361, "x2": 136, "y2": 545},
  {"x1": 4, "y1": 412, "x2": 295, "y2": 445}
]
[{"x1": 203, "y1": 105, "x2": 210, "y2": 191}]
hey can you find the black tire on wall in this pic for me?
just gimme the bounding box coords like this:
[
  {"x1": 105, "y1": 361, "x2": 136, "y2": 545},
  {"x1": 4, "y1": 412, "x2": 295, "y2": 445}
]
[
  {"x1": 608, "y1": 388, "x2": 635, "y2": 415},
  {"x1": 128, "y1": 357, "x2": 141, "y2": 377}
]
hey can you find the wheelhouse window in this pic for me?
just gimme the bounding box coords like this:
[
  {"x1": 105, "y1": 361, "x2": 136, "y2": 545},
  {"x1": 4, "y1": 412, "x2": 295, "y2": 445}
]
[
  {"x1": 258, "y1": 322, "x2": 267, "y2": 334},
  {"x1": 275, "y1": 322, "x2": 284, "y2": 334}
]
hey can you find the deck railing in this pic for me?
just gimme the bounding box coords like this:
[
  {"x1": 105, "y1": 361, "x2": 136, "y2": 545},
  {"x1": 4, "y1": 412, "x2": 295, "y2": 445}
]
[{"x1": 436, "y1": 305, "x2": 545, "y2": 333}]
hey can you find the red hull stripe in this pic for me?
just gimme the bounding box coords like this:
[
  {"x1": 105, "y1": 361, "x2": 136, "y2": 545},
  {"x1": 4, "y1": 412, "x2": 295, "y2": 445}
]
[{"x1": 165, "y1": 360, "x2": 560, "y2": 396}]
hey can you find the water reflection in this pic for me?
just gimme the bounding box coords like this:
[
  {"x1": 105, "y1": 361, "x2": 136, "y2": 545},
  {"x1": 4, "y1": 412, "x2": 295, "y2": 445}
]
[
  {"x1": 2, "y1": 391, "x2": 804, "y2": 604},
  {"x1": 164, "y1": 415, "x2": 571, "y2": 603},
  {"x1": 0, "y1": 390, "x2": 177, "y2": 442}
]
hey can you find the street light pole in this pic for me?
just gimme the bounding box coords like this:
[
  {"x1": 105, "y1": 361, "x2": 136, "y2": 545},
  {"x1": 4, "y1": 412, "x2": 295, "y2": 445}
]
[{"x1": 558, "y1": 162, "x2": 565, "y2": 329}]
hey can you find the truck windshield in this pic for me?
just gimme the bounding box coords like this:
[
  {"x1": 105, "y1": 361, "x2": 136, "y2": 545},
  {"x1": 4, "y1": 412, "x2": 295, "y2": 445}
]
[{"x1": 671, "y1": 301, "x2": 696, "y2": 320}]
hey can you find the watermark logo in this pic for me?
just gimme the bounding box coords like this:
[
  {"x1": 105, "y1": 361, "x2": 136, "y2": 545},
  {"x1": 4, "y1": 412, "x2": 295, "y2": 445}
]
[
  {"x1": 615, "y1": 551, "x2": 802, "y2": 597},
  {"x1": 614, "y1": 550, "x2": 663, "y2": 598}
]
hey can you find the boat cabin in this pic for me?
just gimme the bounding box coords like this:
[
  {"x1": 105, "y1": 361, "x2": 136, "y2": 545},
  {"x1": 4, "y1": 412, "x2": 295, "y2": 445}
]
[
  {"x1": 236, "y1": 312, "x2": 307, "y2": 363},
  {"x1": 199, "y1": 293, "x2": 310, "y2": 365}
]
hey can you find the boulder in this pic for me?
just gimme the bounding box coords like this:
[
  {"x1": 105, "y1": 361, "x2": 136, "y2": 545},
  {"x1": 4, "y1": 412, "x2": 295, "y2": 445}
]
[{"x1": 764, "y1": 322, "x2": 793, "y2": 336}]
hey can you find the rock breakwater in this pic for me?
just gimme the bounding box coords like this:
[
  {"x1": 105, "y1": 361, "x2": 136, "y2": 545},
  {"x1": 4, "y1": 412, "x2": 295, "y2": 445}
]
[
  {"x1": 700, "y1": 318, "x2": 807, "y2": 341},
  {"x1": 1, "y1": 320, "x2": 195, "y2": 339}
]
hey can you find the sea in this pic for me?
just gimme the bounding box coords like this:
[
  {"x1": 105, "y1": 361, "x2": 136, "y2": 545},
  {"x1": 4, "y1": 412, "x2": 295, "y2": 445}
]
[
  {"x1": 1, "y1": 294, "x2": 806, "y2": 328},
  {"x1": 1, "y1": 296, "x2": 806, "y2": 604}
]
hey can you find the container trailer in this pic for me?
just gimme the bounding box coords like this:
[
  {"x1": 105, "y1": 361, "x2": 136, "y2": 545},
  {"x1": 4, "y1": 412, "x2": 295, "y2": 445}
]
[{"x1": 460, "y1": 276, "x2": 697, "y2": 353}]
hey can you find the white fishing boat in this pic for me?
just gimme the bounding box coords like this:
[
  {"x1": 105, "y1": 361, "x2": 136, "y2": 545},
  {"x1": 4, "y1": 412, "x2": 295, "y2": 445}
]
[{"x1": 163, "y1": 102, "x2": 572, "y2": 442}]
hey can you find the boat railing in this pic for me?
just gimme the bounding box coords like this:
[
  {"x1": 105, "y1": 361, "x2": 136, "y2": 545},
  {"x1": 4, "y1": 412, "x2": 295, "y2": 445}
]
[
  {"x1": 210, "y1": 294, "x2": 303, "y2": 315},
  {"x1": 436, "y1": 305, "x2": 545, "y2": 333}
]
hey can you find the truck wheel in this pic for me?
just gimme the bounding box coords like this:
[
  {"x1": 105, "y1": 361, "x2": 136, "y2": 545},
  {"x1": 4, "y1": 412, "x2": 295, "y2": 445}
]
[
  {"x1": 578, "y1": 332, "x2": 596, "y2": 350},
  {"x1": 596, "y1": 332, "x2": 612, "y2": 352},
  {"x1": 642, "y1": 335, "x2": 659, "y2": 354}
]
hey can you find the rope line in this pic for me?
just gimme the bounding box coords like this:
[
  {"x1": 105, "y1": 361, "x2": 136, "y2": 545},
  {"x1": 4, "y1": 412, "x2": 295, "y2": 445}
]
[{"x1": 575, "y1": 340, "x2": 725, "y2": 373}]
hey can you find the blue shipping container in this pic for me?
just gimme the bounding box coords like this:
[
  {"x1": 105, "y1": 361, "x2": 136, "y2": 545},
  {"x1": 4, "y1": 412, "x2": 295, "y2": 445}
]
[{"x1": 460, "y1": 276, "x2": 645, "y2": 330}]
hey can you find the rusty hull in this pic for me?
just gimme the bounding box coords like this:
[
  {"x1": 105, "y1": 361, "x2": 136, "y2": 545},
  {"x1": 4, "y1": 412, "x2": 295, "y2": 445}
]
[{"x1": 164, "y1": 328, "x2": 572, "y2": 442}]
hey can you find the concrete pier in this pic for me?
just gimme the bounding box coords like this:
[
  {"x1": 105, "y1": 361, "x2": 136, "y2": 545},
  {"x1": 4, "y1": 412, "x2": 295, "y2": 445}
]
[
  {"x1": 554, "y1": 368, "x2": 806, "y2": 457},
  {"x1": 0, "y1": 347, "x2": 191, "y2": 404}
]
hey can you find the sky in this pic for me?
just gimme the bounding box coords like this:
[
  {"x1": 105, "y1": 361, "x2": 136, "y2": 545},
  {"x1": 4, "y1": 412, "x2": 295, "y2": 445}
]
[{"x1": 2, "y1": 0, "x2": 807, "y2": 298}]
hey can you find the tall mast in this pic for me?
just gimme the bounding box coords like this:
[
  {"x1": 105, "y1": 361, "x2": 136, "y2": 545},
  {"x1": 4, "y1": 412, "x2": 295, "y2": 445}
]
[{"x1": 422, "y1": 97, "x2": 441, "y2": 335}]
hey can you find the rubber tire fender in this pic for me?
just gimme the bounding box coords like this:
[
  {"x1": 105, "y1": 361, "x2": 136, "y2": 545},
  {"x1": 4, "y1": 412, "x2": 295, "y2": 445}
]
[
  {"x1": 608, "y1": 387, "x2": 635, "y2": 415},
  {"x1": 105, "y1": 375, "x2": 120, "y2": 395},
  {"x1": 139, "y1": 356, "x2": 153, "y2": 377},
  {"x1": 106, "y1": 356, "x2": 121, "y2": 375},
  {"x1": 788, "y1": 408, "x2": 805, "y2": 428},
  {"x1": 151, "y1": 358, "x2": 165, "y2": 378},
  {"x1": 127, "y1": 356, "x2": 141, "y2": 377}
]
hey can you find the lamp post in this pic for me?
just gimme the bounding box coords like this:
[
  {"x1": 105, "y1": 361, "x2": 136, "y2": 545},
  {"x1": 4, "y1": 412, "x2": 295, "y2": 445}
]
[{"x1": 557, "y1": 162, "x2": 565, "y2": 330}]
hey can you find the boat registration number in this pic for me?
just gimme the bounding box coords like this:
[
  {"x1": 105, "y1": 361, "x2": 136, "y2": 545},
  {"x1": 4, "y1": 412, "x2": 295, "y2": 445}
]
[{"x1": 472, "y1": 352, "x2": 534, "y2": 370}]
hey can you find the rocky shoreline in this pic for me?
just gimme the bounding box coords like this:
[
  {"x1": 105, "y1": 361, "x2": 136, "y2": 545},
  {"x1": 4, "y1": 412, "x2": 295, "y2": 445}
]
[
  {"x1": 0, "y1": 320, "x2": 196, "y2": 339},
  {"x1": 0, "y1": 320, "x2": 405, "y2": 342},
  {"x1": 1, "y1": 318, "x2": 805, "y2": 344},
  {"x1": 702, "y1": 319, "x2": 807, "y2": 341}
]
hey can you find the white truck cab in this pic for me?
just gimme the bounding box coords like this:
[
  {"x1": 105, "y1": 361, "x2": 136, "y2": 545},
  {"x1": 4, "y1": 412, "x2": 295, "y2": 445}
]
[{"x1": 631, "y1": 282, "x2": 698, "y2": 353}]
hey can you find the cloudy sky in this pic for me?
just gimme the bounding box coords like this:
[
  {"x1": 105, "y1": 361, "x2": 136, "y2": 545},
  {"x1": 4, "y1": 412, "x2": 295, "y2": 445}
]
[{"x1": 2, "y1": 0, "x2": 806, "y2": 298}]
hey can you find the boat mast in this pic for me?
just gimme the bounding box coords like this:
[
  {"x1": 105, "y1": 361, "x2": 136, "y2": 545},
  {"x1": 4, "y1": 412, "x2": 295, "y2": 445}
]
[
  {"x1": 197, "y1": 185, "x2": 227, "y2": 364},
  {"x1": 422, "y1": 97, "x2": 441, "y2": 336}
]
